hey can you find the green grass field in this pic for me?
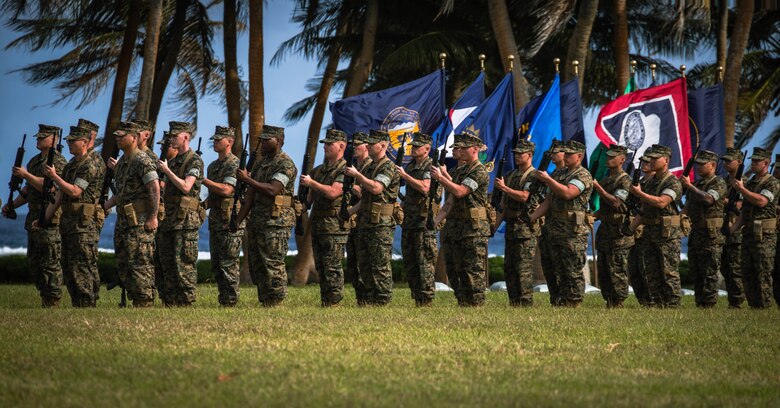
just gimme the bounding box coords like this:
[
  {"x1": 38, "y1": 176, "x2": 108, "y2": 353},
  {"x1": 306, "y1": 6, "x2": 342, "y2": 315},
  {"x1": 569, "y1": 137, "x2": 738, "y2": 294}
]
[{"x1": 1, "y1": 284, "x2": 778, "y2": 407}]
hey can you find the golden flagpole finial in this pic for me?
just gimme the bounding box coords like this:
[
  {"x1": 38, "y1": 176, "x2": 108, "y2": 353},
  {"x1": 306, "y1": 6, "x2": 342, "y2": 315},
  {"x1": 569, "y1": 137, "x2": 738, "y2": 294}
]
[
  {"x1": 479, "y1": 54, "x2": 486, "y2": 71},
  {"x1": 717, "y1": 65, "x2": 723, "y2": 82},
  {"x1": 508, "y1": 55, "x2": 515, "y2": 72},
  {"x1": 439, "y1": 52, "x2": 447, "y2": 70},
  {"x1": 650, "y1": 63, "x2": 657, "y2": 82},
  {"x1": 553, "y1": 58, "x2": 560, "y2": 73},
  {"x1": 630, "y1": 60, "x2": 637, "y2": 74},
  {"x1": 680, "y1": 64, "x2": 686, "y2": 78},
  {"x1": 572, "y1": 60, "x2": 579, "y2": 77}
]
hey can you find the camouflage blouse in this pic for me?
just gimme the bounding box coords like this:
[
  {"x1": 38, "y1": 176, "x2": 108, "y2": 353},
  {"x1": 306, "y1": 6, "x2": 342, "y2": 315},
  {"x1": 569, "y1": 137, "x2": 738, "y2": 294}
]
[
  {"x1": 503, "y1": 166, "x2": 541, "y2": 240},
  {"x1": 357, "y1": 157, "x2": 400, "y2": 229},
  {"x1": 310, "y1": 158, "x2": 347, "y2": 235},
  {"x1": 250, "y1": 151, "x2": 297, "y2": 229},
  {"x1": 60, "y1": 154, "x2": 102, "y2": 234},
  {"x1": 114, "y1": 149, "x2": 158, "y2": 229},
  {"x1": 206, "y1": 153, "x2": 240, "y2": 231},
  {"x1": 161, "y1": 149, "x2": 204, "y2": 231},
  {"x1": 401, "y1": 156, "x2": 441, "y2": 230},
  {"x1": 24, "y1": 150, "x2": 67, "y2": 231},
  {"x1": 446, "y1": 159, "x2": 490, "y2": 238}
]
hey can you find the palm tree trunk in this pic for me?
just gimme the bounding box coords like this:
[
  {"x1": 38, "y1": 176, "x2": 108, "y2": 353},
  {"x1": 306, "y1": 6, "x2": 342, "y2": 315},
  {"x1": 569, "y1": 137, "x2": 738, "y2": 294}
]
[
  {"x1": 723, "y1": 0, "x2": 754, "y2": 148},
  {"x1": 342, "y1": 0, "x2": 378, "y2": 98},
  {"x1": 565, "y1": 0, "x2": 599, "y2": 92},
  {"x1": 716, "y1": 0, "x2": 729, "y2": 73},
  {"x1": 149, "y1": 0, "x2": 189, "y2": 125},
  {"x1": 103, "y1": 0, "x2": 141, "y2": 161},
  {"x1": 613, "y1": 0, "x2": 630, "y2": 92},
  {"x1": 135, "y1": 0, "x2": 164, "y2": 121},
  {"x1": 487, "y1": 0, "x2": 530, "y2": 110},
  {"x1": 224, "y1": 0, "x2": 244, "y2": 156}
]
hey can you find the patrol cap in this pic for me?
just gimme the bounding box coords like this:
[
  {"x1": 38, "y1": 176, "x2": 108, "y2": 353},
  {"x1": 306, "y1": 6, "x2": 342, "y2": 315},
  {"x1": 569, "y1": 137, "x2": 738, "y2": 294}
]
[
  {"x1": 720, "y1": 147, "x2": 744, "y2": 162},
  {"x1": 639, "y1": 146, "x2": 654, "y2": 162},
  {"x1": 366, "y1": 129, "x2": 390, "y2": 144},
  {"x1": 77, "y1": 118, "x2": 99, "y2": 133},
  {"x1": 113, "y1": 121, "x2": 141, "y2": 137},
  {"x1": 694, "y1": 149, "x2": 719, "y2": 164},
  {"x1": 352, "y1": 132, "x2": 369, "y2": 146},
  {"x1": 409, "y1": 132, "x2": 432, "y2": 147},
  {"x1": 35, "y1": 124, "x2": 61, "y2": 138},
  {"x1": 260, "y1": 125, "x2": 284, "y2": 140},
  {"x1": 563, "y1": 140, "x2": 586, "y2": 154},
  {"x1": 644, "y1": 144, "x2": 672, "y2": 158},
  {"x1": 169, "y1": 121, "x2": 195, "y2": 136},
  {"x1": 748, "y1": 147, "x2": 772, "y2": 161},
  {"x1": 449, "y1": 133, "x2": 465, "y2": 149},
  {"x1": 513, "y1": 139, "x2": 535, "y2": 154},
  {"x1": 458, "y1": 125, "x2": 484, "y2": 147},
  {"x1": 605, "y1": 144, "x2": 628, "y2": 157},
  {"x1": 65, "y1": 126, "x2": 91, "y2": 141},
  {"x1": 210, "y1": 125, "x2": 235, "y2": 140},
  {"x1": 319, "y1": 129, "x2": 347, "y2": 144},
  {"x1": 131, "y1": 119, "x2": 154, "y2": 132}
]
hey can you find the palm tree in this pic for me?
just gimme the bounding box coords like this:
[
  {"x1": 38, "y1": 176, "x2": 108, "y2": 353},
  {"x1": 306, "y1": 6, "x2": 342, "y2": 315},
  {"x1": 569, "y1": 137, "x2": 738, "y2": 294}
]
[
  {"x1": 723, "y1": 0, "x2": 754, "y2": 147},
  {"x1": 613, "y1": 0, "x2": 629, "y2": 92},
  {"x1": 135, "y1": 0, "x2": 164, "y2": 121},
  {"x1": 342, "y1": 0, "x2": 378, "y2": 98},
  {"x1": 564, "y1": 0, "x2": 599, "y2": 92},
  {"x1": 223, "y1": 0, "x2": 245, "y2": 155},
  {"x1": 247, "y1": 0, "x2": 263, "y2": 148}
]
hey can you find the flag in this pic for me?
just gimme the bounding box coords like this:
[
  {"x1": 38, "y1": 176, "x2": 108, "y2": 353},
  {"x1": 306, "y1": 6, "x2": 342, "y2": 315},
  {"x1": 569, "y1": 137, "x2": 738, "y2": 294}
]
[
  {"x1": 432, "y1": 73, "x2": 485, "y2": 151},
  {"x1": 525, "y1": 74, "x2": 562, "y2": 171},
  {"x1": 457, "y1": 73, "x2": 516, "y2": 187},
  {"x1": 560, "y1": 78, "x2": 585, "y2": 145},
  {"x1": 595, "y1": 78, "x2": 692, "y2": 176},
  {"x1": 330, "y1": 70, "x2": 445, "y2": 164},
  {"x1": 688, "y1": 83, "x2": 726, "y2": 156}
]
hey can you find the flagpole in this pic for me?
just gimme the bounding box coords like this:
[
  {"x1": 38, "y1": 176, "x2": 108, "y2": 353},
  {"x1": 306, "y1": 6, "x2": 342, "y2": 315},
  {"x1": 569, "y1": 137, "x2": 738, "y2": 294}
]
[
  {"x1": 439, "y1": 52, "x2": 447, "y2": 150},
  {"x1": 650, "y1": 63, "x2": 657, "y2": 83},
  {"x1": 479, "y1": 54, "x2": 486, "y2": 71},
  {"x1": 508, "y1": 54, "x2": 514, "y2": 72},
  {"x1": 572, "y1": 60, "x2": 579, "y2": 78},
  {"x1": 680, "y1": 64, "x2": 686, "y2": 78},
  {"x1": 717, "y1": 65, "x2": 723, "y2": 83}
]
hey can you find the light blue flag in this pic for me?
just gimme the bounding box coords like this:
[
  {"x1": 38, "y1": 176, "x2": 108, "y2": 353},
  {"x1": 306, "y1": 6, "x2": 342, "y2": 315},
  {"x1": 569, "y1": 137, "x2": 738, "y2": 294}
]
[{"x1": 526, "y1": 73, "x2": 562, "y2": 171}]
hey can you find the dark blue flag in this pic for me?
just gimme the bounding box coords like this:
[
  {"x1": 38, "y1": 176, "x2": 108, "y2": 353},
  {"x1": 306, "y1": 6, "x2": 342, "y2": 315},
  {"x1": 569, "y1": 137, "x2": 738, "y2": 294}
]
[
  {"x1": 560, "y1": 78, "x2": 585, "y2": 145},
  {"x1": 432, "y1": 73, "x2": 485, "y2": 151},
  {"x1": 688, "y1": 83, "x2": 726, "y2": 156},
  {"x1": 330, "y1": 70, "x2": 445, "y2": 164}
]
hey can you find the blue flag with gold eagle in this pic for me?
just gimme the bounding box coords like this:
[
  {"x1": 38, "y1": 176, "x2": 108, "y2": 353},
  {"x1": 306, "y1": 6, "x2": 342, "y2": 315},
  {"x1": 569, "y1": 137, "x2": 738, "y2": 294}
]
[{"x1": 329, "y1": 70, "x2": 445, "y2": 164}]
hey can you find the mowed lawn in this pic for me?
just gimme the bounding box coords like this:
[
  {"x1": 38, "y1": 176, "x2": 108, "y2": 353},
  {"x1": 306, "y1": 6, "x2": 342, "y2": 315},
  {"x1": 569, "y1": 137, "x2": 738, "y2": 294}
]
[{"x1": 1, "y1": 284, "x2": 779, "y2": 407}]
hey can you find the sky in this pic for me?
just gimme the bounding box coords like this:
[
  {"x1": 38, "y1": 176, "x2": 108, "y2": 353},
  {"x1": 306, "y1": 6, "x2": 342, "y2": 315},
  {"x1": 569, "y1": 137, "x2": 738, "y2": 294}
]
[{"x1": 1, "y1": 0, "x2": 778, "y2": 197}]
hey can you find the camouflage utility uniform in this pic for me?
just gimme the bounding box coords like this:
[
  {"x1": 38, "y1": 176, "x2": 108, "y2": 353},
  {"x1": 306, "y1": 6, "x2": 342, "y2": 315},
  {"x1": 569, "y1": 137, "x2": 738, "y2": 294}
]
[
  {"x1": 627, "y1": 166, "x2": 654, "y2": 306},
  {"x1": 247, "y1": 142, "x2": 297, "y2": 306},
  {"x1": 346, "y1": 152, "x2": 371, "y2": 302},
  {"x1": 206, "y1": 151, "x2": 243, "y2": 306}
]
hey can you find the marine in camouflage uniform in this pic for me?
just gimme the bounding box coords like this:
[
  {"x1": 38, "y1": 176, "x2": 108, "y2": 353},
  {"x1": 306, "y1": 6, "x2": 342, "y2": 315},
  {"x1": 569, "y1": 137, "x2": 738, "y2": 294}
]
[
  {"x1": 346, "y1": 130, "x2": 400, "y2": 306},
  {"x1": 538, "y1": 140, "x2": 565, "y2": 305},
  {"x1": 719, "y1": 148, "x2": 746, "y2": 308},
  {"x1": 2, "y1": 125, "x2": 67, "y2": 307},
  {"x1": 345, "y1": 132, "x2": 371, "y2": 303},
  {"x1": 592, "y1": 144, "x2": 633, "y2": 308},
  {"x1": 158, "y1": 121, "x2": 204, "y2": 306},
  {"x1": 42, "y1": 126, "x2": 103, "y2": 307},
  {"x1": 631, "y1": 144, "x2": 683, "y2": 308},
  {"x1": 681, "y1": 150, "x2": 727, "y2": 308},
  {"x1": 432, "y1": 128, "x2": 490, "y2": 307},
  {"x1": 494, "y1": 140, "x2": 541, "y2": 307},
  {"x1": 302, "y1": 129, "x2": 349, "y2": 306},
  {"x1": 533, "y1": 140, "x2": 593, "y2": 307},
  {"x1": 731, "y1": 147, "x2": 779, "y2": 309},
  {"x1": 773, "y1": 153, "x2": 780, "y2": 308},
  {"x1": 627, "y1": 153, "x2": 655, "y2": 307},
  {"x1": 439, "y1": 145, "x2": 465, "y2": 299},
  {"x1": 204, "y1": 126, "x2": 243, "y2": 306},
  {"x1": 109, "y1": 121, "x2": 160, "y2": 307},
  {"x1": 399, "y1": 132, "x2": 440, "y2": 306},
  {"x1": 77, "y1": 119, "x2": 107, "y2": 243},
  {"x1": 235, "y1": 125, "x2": 297, "y2": 306}
]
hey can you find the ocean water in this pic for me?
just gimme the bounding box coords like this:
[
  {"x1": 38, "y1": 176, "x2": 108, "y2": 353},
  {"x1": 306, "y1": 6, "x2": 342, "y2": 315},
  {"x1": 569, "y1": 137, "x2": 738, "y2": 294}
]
[{"x1": 0, "y1": 209, "x2": 687, "y2": 260}]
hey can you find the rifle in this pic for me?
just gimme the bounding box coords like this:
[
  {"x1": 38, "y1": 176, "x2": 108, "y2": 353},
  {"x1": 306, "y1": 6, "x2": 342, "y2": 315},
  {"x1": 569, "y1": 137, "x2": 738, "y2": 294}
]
[
  {"x1": 425, "y1": 147, "x2": 447, "y2": 230},
  {"x1": 587, "y1": 155, "x2": 602, "y2": 211},
  {"x1": 339, "y1": 138, "x2": 356, "y2": 221},
  {"x1": 38, "y1": 128, "x2": 62, "y2": 227},
  {"x1": 4, "y1": 134, "x2": 27, "y2": 219},
  {"x1": 99, "y1": 144, "x2": 120, "y2": 206},
  {"x1": 396, "y1": 134, "x2": 407, "y2": 201},
  {"x1": 294, "y1": 151, "x2": 311, "y2": 236},
  {"x1": 526, "y1": 147, "x2": 553, "y2": 205},
  {"x1": 622, "y1": 160, "x2": 643, "y2": 234},
  {"x1": 677, "y1": 145, "x2": 700, "y2": 213},
  {"x1": 106, "y1": 280, "x2": 127, "y2": 308},
  {"x1": 720, "y1": 150, "x2": 747, "y2": 236},
  {"x1": 490, "y1": 145, "x2": 508, "y2": 213},
  {"x1": 229, "y1": 134, "x2": 250, "y2": 232},
  {"x1": 195, "y1": 136, "x2": 203, "y2": 156}
]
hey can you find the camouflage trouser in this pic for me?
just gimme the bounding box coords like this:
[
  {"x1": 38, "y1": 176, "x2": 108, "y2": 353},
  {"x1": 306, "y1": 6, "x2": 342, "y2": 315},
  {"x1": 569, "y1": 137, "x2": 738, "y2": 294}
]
[
  {"x1": 628, "y1": 237, "x2": 653, "y2": 306},
  {"x1": 442, "y1": 232, "x2": 461, "y2": 301},
  {"x1": 550, "y1": 234, "x2": 587, "y2": 306},
  {"x1": 28, "y1": 227, "x2": 63, "y2": 300},
  {"x1": 741, "y1": 232, "x2": 776, "y2": 309},
  {"x1": 158, "y1": 229, "x2": 199, "y2": 305},
  {"x1": 721, "y1": 239, "x2": 744, "y2": 307},
  {"x1": 450, "y1": 236, "x2": 488, "y2": 306},
  {"x1": 597, "y1": 244, "x2": 631, "y2": 307},
  {"x1": 774, "y1": 237, "x2": 780, "y2": 306},
  {"x1": 688, "y1": 229, "x2": 723, "y2": 308},
  {"x1": 355, "y1": 227, "x2": 394, "y2": 305},
  {"x1": 644, "y1": 237, "x2": 682, "y2": 308},
  {"x1": 539, "y1": 228, "x2": 561, "y2": 305},
  {"x1": 504, "y1": 236, "x2": 536, "y2": 306},
  {"x1": 247, "y1": 226, "x2": 290, "y2": 304},
  {"x1": 401, "y1": 228, "x2": 437, "y2": 303},
  {"x1": 60, "y1": 231, "x2": 100, "y2": 307},
  {"x1": 209, "y1": 228, "x2": 243, "y2": 306},
  {"x1": 154, "y1": 233, "x2": 164, "y2": 301},
  {"x1": 115, "y1": 225, "x2": 155, "y2": 302},
  {"x1": 346, "y1": 231, "x2": 366, "y2": 303},
  {"x1": 312, "y1": 233, "x2": 347, "y2": 305}
]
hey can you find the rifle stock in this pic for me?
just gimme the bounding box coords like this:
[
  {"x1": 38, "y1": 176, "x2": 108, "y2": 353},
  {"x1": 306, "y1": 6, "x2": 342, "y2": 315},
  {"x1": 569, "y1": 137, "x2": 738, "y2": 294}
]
[
  {"x1": 39, "y1": 128, "x2": 62, "y2": 227},
  {"x1": 5, "y1": 134, "x2": 27, "y2": 219},
  {"x1": 294, "y1": 151, "x2": 311, "y2": 236}
]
